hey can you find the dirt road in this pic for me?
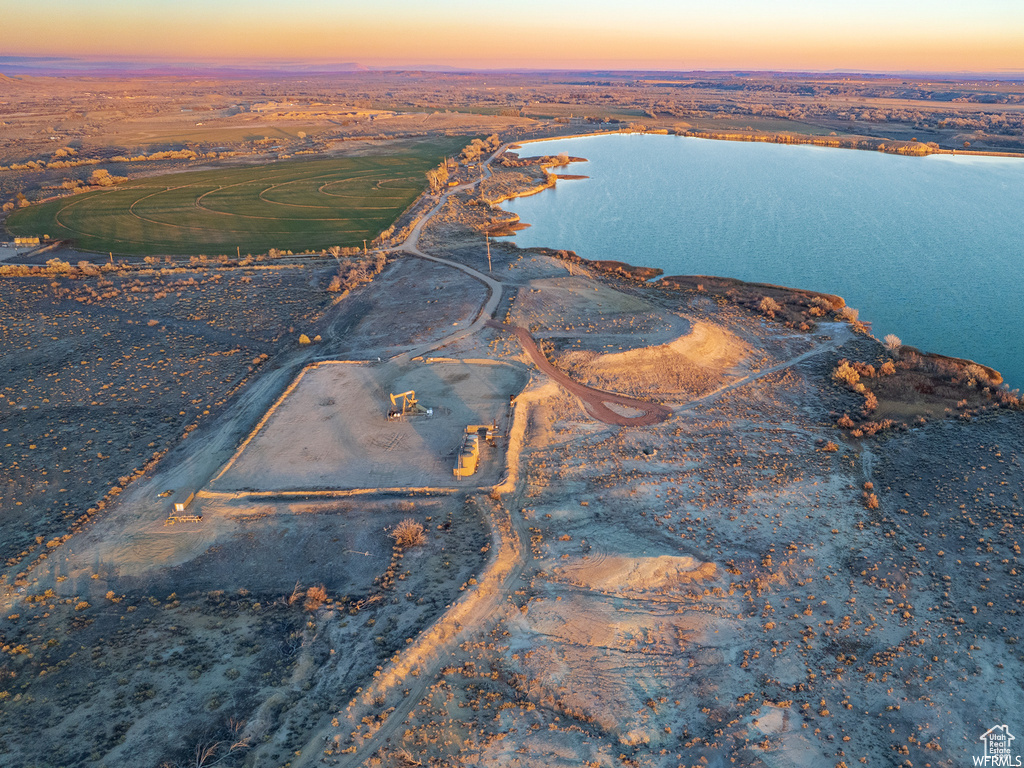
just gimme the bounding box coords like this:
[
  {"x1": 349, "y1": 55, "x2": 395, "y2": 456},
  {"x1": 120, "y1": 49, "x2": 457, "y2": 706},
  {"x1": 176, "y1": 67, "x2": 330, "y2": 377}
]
[
  {"x1": 287, "y1": 148, "x2": 528, "y2": 768},
  {"x1": 488, "y1": 320, "x2": 673, "y2": 426},
  {"x1": 670, "y1": 321, "x2": 853, "y2": 413},
  {"x1": 297, "y1": 491, "x2": 532, "y2": 768},
  {"x1": 386, "y1": 151, "x2": 507, "y2": 363}
]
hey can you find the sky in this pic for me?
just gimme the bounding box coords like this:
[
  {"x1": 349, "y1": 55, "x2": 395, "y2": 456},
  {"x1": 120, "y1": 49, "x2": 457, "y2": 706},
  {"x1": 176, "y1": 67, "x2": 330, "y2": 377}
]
[{"x1": 2, "y1": 0, "x2": 1023, "y2": 73}]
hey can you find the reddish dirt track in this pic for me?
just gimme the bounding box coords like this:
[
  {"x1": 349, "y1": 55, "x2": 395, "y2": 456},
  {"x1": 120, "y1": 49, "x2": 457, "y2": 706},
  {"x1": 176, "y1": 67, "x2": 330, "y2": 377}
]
[{"x1": 488, "y1": 320, "x2": 672, "y2": 426}]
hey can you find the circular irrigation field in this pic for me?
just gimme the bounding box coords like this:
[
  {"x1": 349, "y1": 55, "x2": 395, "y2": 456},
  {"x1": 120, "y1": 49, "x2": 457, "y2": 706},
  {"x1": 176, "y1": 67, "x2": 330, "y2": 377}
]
[{"x1": 7, "y1": 140, "x2": 462, "y2": 256}]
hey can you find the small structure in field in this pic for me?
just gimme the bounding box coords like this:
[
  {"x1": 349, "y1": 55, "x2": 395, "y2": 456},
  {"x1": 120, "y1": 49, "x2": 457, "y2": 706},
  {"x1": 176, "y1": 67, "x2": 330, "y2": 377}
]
[
  {"x1": 454, "y1": 423, "x2": 498, "y2": 478},
  {"x1": 173, "y1": 491, "x2": 195, "y2": 513},
  {"x1": 454, "y1": 433, "x2": 481, "y2": 478},
  {"x1": 388, "y1": 390, "x2": 431, "y2": 420},
  {"x1": 165, "y1": 490, "x2": 202, "y2": 524}
]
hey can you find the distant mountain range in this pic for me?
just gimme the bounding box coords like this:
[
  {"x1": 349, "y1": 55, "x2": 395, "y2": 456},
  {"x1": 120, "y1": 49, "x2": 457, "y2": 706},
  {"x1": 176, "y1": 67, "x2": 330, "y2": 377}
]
[
  {"x1": 0, "y1": 57, "x2": 1021, "y2": 80},
  {"x1": 0, "y1": 57, "x2": 369, "y2": 76}
]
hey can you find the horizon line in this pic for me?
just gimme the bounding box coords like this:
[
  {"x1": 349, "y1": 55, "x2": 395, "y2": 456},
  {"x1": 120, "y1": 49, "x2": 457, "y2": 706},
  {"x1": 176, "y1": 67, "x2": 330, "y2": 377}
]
[{"x1": 2, "y1": 55, "x2": 1024, "y2": 80}]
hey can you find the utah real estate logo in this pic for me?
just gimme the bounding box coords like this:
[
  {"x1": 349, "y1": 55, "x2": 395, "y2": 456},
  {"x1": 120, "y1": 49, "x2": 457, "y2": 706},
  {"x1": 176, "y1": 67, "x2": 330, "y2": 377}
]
[{"x1": 977, "y1": 725, "x2": 1021, "y2": 766}]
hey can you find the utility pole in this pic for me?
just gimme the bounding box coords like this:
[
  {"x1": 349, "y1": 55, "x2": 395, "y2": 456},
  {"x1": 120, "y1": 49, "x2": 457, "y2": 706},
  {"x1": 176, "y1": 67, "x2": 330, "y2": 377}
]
[
  {"x1": 363, "y1": 239, "x2": 367, "y2": 255},
  {"x1": 485, "y1": 234, "x2": 492, "y2": 273}
]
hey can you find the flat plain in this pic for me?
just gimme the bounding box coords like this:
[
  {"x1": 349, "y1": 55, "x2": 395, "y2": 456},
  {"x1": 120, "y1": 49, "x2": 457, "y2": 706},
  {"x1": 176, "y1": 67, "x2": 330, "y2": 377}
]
[
  {"x1": 6, "y1": 138, "x2": 465, "y2": 255},
  {"x1": 1, "y1": 83, "x2": 1023, "y2": 768}
]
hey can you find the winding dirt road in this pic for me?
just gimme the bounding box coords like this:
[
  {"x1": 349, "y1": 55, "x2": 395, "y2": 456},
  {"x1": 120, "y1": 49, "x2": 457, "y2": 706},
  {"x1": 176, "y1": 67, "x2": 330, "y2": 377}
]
[
  {"x1": 669, "y1": 322, "x2": 853, "y2": 415},
  {"x1": 286, "y1": 147, "x2": 854, "y2": 768},
  {"x1": 487, "y1": 320, "x2": 673, "y2": 426},
  {"x1": 291, "y1": 149, "x2": 524, "y2": 768},
  {"x1": 303, "y1": 497, "x2": 531, "y2": 767}
]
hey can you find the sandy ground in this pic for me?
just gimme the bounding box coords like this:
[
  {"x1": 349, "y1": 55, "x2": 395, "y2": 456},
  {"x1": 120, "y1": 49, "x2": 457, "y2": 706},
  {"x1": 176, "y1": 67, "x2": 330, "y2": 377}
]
[
  {"x1": 212, "y1": 360, "x2": 525, "y2": 493},
  {"x1": 509, "y1": 275, "x2": 687, "y2": 345},
  {"x1": 319, "y1": 256, "x2": 490, "y2": 359}
]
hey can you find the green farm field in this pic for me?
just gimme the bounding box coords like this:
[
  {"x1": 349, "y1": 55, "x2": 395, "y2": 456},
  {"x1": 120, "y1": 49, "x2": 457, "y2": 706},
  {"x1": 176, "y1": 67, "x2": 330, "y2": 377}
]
[{"x1": 6, "y1": 138, "x2": 466, "y2": 255}]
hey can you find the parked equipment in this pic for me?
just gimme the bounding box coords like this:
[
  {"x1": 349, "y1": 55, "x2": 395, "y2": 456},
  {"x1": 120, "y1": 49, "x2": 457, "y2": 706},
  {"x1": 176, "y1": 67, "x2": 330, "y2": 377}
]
[
  {"x1": 165, "y1": 490, "x2": 202, "y2": 524},
  {"x1": 388, "y1": 390, "x2": 430, "y2": 419},
  {"x1": 454, "y1": 434, "x2": 481, "y2": 478},
  {"x1": 454, "y1": 422, "x2": 498, "y2": 478}
]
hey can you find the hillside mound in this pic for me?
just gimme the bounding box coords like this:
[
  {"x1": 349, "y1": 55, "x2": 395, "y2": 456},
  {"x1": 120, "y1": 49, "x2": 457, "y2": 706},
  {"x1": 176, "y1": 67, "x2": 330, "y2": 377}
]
[{"x1": 562, "y1": 321, "x2": 748, "y2": 398}]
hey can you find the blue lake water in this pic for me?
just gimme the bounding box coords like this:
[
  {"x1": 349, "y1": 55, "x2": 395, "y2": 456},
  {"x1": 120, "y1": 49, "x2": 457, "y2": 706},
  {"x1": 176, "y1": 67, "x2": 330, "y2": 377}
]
[{"x1": 500, "y1": 133, "x2": 1024, "y2": 388}]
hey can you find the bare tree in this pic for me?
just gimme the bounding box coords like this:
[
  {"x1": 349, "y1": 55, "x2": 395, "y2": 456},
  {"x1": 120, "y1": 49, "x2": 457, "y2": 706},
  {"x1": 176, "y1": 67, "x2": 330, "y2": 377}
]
[{"x1": 161, "y1": 719, "x2": 251, "y2": 768}]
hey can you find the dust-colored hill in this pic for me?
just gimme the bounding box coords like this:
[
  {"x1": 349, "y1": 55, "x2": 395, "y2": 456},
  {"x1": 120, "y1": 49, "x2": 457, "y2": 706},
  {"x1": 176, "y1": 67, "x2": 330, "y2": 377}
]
[{"x1": 566, "y1": 320, "x2": 749, "y2": 398}]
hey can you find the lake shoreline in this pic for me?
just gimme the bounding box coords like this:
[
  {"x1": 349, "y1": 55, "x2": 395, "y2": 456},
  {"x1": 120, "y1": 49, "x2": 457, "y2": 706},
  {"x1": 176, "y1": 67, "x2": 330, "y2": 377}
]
[
  {"x1": 539, "y1": 243, "x2": 1006, "y2": 384},
  {"x1": 517, "y1": 127, "x2": 1024, "y2": 160},
  {"x1": 494, "y1": 137, "x2": 1015, "y2": 387}
]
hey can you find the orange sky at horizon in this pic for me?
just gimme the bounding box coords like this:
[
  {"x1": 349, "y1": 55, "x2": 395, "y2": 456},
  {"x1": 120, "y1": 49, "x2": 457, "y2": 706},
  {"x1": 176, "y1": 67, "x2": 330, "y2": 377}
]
[{"x1": 3, "y1": 0, "x2": 1023, "y2": 74}]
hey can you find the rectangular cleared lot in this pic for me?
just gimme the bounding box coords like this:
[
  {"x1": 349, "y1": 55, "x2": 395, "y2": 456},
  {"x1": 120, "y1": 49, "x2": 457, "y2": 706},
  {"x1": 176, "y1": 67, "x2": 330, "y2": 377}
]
[{"x1": 210, "y1": 360, "x2": 525, "y2": 492}]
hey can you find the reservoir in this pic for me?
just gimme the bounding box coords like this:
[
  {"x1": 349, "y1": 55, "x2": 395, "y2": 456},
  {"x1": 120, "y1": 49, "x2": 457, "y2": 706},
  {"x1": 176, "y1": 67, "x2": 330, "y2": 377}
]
[{"x1": 500, "y1": 133, "x2": 1024, "y2": 388}]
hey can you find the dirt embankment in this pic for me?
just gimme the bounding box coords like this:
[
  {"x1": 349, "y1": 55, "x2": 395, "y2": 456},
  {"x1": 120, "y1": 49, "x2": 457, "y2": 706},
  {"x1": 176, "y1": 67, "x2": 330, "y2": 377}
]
[
  {"x1": 536, "y1": 247, "x2": 665, "y2": 282},
  {"x1": 677, "y1": 128, "x2": 936, "y2": 156},
  {"x1": 566, "y1": 321, "x2": 750, "y2": 399},
  {"x1": 898, "y1": 345, "x2": 1003, "y2": 386},
  {"x1": 659, "y1": 273, "x2": 844, "y2": 306},
  {"x1": 487, "y1": 319, "x2": 672, "y2": 426}
]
